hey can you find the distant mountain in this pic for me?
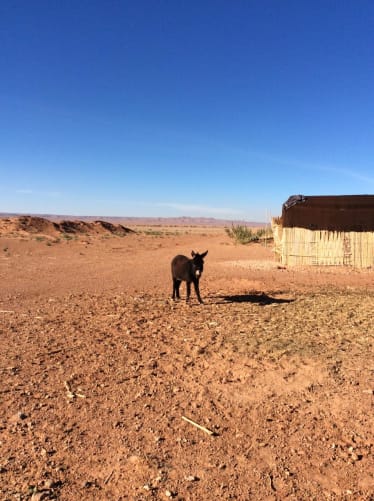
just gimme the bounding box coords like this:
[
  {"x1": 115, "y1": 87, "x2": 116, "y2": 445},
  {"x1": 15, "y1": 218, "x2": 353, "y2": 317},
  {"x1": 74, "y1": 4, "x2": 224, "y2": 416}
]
[{"x1": 0, "y1": 213, "x2": 267, "y2": 227}]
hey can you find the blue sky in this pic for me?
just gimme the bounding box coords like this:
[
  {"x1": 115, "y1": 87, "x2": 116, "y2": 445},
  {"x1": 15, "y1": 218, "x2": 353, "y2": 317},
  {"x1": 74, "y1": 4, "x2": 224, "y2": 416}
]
[{"x1": 1, "y1": 1, "x2": 373, "y2": 222}]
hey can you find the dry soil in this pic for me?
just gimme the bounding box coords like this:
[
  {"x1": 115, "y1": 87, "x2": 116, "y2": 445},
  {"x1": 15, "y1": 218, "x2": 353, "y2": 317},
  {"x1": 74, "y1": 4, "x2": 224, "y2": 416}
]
[{"x1": 0, "y1": 224, "x2": 373, "y2": 500}]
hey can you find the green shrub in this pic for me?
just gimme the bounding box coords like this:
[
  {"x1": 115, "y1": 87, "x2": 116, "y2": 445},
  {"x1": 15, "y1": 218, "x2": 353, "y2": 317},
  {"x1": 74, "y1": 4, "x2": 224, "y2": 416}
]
[{"x1": 225, "y1": 225, "x2": 272, "y2": 245}]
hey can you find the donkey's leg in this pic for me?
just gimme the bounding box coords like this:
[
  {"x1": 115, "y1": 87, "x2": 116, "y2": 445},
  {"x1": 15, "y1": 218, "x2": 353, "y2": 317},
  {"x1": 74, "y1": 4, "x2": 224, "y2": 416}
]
[
  {"x1": 173, "y1": 278, "x2": 181, "y2": 300},
  {"x1": 175, "y1": 280, "x2": 181, "y2": 299},
  {"x1": 186, "y1": 281, "x2": 191, "y2": 302},
  {"x1": 193, "y1": 280, "x2": 203, "y2": 304}
]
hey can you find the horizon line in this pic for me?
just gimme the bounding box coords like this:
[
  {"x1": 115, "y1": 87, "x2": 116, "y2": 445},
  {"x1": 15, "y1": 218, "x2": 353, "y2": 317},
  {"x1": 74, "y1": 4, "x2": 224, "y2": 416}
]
[{"x1": 0, "y1": 211, "x2": 268, "y2": 225}]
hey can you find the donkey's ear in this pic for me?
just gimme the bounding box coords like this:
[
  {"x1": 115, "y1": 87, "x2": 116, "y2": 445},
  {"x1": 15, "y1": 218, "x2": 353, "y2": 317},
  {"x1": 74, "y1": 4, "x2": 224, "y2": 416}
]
[
  {"x1": 201, "y1": 250, "x2": 208, "y2": 258},
  {"x1": 191, "y1": 250, "x2": 196, "y2": 257}
]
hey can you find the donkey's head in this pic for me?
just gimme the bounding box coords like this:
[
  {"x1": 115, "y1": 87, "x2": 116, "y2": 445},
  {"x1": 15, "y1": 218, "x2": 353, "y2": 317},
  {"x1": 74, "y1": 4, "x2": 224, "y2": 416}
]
[{"x1": 191, "y1": 250, "x2": 208, "y2": 278}]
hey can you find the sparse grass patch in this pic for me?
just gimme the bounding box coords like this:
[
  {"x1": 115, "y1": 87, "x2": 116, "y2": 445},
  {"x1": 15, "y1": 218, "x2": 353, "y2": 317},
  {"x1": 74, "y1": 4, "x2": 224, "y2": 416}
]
[
  {"x1": 143, "y1": 229, "x2": 163, "y2": 237},
  {"x1": 61, "y1": 233, "x2": 74, "y2": 241},
  {"x1": 222, "y1": 290, "x2": 374, "y2": 361}
]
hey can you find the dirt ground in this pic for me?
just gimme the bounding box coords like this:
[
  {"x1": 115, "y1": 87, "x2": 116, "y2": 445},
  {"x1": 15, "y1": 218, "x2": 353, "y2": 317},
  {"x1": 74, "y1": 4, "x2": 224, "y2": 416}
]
[{"x1": 1, "y1": 224, "x2": 373, "y2": 500}]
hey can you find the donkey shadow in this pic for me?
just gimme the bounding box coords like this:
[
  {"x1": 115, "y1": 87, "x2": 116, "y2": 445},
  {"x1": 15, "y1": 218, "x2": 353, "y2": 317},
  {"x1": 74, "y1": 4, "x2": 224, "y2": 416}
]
[{"x1": 214, "y1": 292, "x2": 295, "y2": 306}]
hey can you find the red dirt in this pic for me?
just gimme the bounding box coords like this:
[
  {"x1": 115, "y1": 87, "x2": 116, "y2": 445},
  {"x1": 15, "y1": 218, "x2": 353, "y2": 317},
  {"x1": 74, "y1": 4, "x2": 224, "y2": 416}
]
[{"x1": 0, "y1": 221, "x2": 373, "y2": 500}]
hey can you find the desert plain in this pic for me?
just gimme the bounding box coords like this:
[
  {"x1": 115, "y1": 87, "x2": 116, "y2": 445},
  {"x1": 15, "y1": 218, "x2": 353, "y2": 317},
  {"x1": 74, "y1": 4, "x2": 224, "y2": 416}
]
[{"x1": 0, "y1": 217, "x2": 373, "y2": 500}]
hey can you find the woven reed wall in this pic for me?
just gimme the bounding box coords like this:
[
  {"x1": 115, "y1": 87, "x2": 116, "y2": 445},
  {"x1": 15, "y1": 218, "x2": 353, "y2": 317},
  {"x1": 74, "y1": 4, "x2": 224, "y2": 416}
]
[
  {"x1": 271, "y1": 220, "x2": 283, "y2": 258},
  {"x1": 276, "y1": 227, "x2": 374, "y2": 267}
]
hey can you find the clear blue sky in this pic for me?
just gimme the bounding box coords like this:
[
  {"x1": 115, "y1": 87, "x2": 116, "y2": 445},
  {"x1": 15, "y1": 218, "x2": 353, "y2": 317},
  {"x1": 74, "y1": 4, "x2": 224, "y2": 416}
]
[{"x1": 1, "y1": 1, "x2": 373, "y2": 222}]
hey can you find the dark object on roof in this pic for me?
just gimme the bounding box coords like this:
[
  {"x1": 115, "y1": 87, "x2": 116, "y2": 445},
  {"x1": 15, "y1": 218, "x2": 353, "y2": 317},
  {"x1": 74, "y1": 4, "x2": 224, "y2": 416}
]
[
  {"x1": 283, "y1": 195, "x2": 307, "y2": 210},
  {"x1": 281, "y1": 195, "x2": 374, "y2": 232}
]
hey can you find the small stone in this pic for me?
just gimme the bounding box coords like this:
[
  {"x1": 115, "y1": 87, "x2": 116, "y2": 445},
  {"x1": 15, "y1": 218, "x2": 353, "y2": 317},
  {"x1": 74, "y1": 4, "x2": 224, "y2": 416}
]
[
  {"x1": 350, "y1": 452, "x2": 362, "y2": 462},
  {"x1": 185, "y1": 475, "x2": 199, "y2": 482},
  {"x1": 31, "y1": 493, "x2": 48, "y2": 501},
  {"x1": 10, "y1": 412, "x2": 27, "y2": 423}
]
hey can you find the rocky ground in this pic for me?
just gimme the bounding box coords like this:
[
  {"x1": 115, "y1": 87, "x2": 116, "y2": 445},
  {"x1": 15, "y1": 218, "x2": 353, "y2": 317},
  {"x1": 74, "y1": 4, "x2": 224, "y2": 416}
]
[{"x1": 0, "y1": 223, "x2": 373, "y2": 500}]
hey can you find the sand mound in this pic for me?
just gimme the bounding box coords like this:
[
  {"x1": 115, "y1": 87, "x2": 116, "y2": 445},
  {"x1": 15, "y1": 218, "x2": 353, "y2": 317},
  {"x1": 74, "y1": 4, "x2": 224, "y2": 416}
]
[
  {"x1": 0, "y1": 216, "x2": 135, "y2": 237},
  {"x1": 58, "y1": 220, "x2": 92, "y2": 234},
  {"x1": 93, "y1": 220, "x2": 134, "y2": 236},
  {"x1": 16, "y1": 216, "x2": 59, "y2": 235}
]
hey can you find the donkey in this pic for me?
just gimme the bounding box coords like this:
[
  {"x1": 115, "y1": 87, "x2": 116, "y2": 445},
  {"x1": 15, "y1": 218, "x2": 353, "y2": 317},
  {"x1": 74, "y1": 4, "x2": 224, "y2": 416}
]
[{"x1": 171, "y1": 250, "x2": 208, "y2": 304}]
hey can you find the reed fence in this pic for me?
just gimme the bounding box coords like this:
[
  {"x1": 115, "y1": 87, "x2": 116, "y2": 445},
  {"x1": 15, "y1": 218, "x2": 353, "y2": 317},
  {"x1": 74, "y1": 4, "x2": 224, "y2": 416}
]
[{"x1": 271, "y1": 220, "x2": 374, "y2": 268}]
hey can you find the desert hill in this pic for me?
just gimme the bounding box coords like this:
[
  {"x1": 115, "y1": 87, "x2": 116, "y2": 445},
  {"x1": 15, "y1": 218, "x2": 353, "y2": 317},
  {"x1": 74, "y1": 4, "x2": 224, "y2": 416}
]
[{"x1": 0, "y1": 215, "x2": 134, "y2": 237}]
